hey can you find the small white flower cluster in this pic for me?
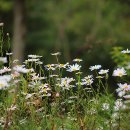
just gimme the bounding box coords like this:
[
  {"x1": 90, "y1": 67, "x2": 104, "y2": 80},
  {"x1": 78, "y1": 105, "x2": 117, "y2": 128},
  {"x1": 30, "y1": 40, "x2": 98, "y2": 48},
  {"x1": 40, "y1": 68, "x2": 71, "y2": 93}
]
[
  {"x1": 56, "y1": 77, "x2": 75, "y2": 90},
  {"x1": 31, "y1": 73, "x2": 46, "y2": 81},
  {"x1": 98, "y1": 69, "x2": 109, "y2": 75},
  {"x1": 89, "y1": 65, "x2": 109, "y2": 76},
  {"x1": 102, "y1": 103, "x2": 110, "y2": 110},
  {"x1": 89, "y1": 65, "x2": 109, "y2": 82},
  {"x1": 114, "y1": 99, "x2": 126, "y2": 111},
  {"x1": 45, "y1": 62, "x2": 81, "y2": 72},
  {"x1": 39, "y1": 84, "x2": 51, "y2": 97},
  {"x1": 24, "y1": 54, "x2": 43, "y2": 64},
  {"x1": 81, "y1": 75, "x2": 94, "y2": 86}
]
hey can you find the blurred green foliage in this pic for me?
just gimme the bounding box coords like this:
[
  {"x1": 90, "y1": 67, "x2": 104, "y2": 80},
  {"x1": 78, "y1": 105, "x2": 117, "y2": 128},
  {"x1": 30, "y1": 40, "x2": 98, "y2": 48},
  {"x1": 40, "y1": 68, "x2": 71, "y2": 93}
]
[
  {"x1": 0, "y1": 0, "x2": 12, "y2": 11},
  {"x1": 111, "y1": 47, "x2": 130, "y2": 77},
  {"x1": 111, "y1": 47, "x2": 130, "y2": 67}
]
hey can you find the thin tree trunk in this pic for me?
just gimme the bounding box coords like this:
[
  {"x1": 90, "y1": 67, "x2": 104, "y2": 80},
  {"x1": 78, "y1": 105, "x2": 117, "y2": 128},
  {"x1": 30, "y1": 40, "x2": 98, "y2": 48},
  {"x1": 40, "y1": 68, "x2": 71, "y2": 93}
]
[{"x1": 12, "y1": 0, "x2": 26, "y2": 64}]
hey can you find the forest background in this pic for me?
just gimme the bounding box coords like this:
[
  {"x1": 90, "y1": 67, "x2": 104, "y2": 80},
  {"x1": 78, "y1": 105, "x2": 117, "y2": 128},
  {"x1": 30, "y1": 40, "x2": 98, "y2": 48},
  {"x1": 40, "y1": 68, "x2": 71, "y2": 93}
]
[{"x1": 1, "y1": 0, "x2": 130, "y2": 70}]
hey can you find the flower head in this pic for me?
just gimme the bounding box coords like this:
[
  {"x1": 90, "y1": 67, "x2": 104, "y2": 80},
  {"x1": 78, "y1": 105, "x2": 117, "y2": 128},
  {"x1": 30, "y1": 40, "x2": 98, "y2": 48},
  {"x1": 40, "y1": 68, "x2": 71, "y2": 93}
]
[
  {"x1": 25, "y1": 59, "x2": 39, "y2": 63},
  {"x1": 0, "y1": 75, "x2": 12, "y2": 90},
  {"x1": 116, "y1": 83, "x2": 130, "y2": 97},
  {"x1": 56, "y1": 63, "x2": 69, "y2": 69},
  {"x1": 0, "y1": 22, "x2": 4, "y2": 26},
  {"x1": 102, "y1": 103, "x2": 110, "y2": 110},
  {"x1": 81, "y1": 75, "x2": 94, "y2": 86},
  {"x1": 0, "y1": 57, "x2": 7, "y2": 63},
  {"x1": 117, "y1": 83, "x2": 130, "y2": 91},
  {"x1": 57, "y1": 77, "x2": 75, "y2": 90},
  {"x1": 121, "y1": 49, "x2": 130, "y2": 54},
  {"x1": 98, "y1": 69, "x2": 109, "y2": 75},
  {"x1": 28, "y1": 54, "x2": 42, "y2": 59},
  {"x1": 113, "y1": 67, "x2": 127, "y2": 77},
  {"x1": 13, "y1": 65, "x2": 33, "y2": 73},
  {"x1": 89, "y1": 65, "x2": 101, "y2": 71},
  {"x1": 114, "y1": 99, "x2": 126, "y2": 111},
  {"x1": 31, "y1": 73, "x2": 46, "y2": 81},
  {"x1": 0, "y1": 67, "x2": 11, "y2": 74},
  {"x1": 0, "y1": 80, "x2": 9, "y2": 90},
  {"x1": 73, "y1": 58, "x2": 83, "y2": 62},
  {"x1": 67, "y1": 63, "x2": 81, "y2": 72},
  {"x1": 123, "y1": 95, "x2": 130, "y2": 99},
  {"x1": 6, "y1": 52, "x2": 13, "y2": 56},
  {"x1": 45, "y1": 64, "x2": 55, "y2": 71}
]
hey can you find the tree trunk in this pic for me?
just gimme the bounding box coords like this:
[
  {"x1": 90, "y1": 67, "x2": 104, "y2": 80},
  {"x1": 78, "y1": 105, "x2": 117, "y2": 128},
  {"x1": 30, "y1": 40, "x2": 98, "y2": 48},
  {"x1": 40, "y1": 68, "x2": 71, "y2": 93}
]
[{"x1": 12, "y1": 0, "x2": 26, "y2": 64}]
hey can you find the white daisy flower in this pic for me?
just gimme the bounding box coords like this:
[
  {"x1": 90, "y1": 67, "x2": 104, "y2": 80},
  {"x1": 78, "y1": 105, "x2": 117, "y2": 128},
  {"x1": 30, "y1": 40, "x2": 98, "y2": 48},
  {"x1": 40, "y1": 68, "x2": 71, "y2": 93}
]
[
  {"x1": 118, "y1": 91, "x2": 125, "y2": 97},
  {"x1": 0, "y1": 22, "x2": 4, "y2": 26},
  {"x1": 13, "y1": 65, "x2": 33, "y2": 73},
  {"x1": 114, "y1": 99, "x2": 126, "y2": 111},
  {"x1": 121, "y1": 48, "x2": 130, "y2": 54},
  {"x1": 28, "y1": 54, "x2": 42, "y2": 59},
  {"x1": 113, "y1": 67, "x2": 127, "y2": 77},
  {"x1": 45, "y1": 64, "x2": 55, "y2": 71},
  {"x1": 0, "y1": 75, "x2": 12, "y2": 90},
  {"x1": 31, "y1": 74, "x2": 46, "y2": 81},
  {"x1": 81, "y1": 78, "x2": 93, "y2": 86},
  {"x1": 123, "y1": 95, "x2": 130, "y2": 99},
  {"x1": 98, "y1": 69, "x2": 109, "y2": 74},
  {"x1": 56, "y1": 63, "x2": 69, "y2": 69},
  {"x1": 89, "y1": 65, "x2": 102, "y2": 71},
  {"x1": 0, "y1": 57, "x2": 7, "y2": 63},
  {"x1": 0, "y1": 75, "x2": 12, "y2": 82},
  {"x1": 0, "y1": 80, "x2": 9, "y2": 90},
  {"x1": 117, "y1": 83, "x2": 130, "y2": 91},
  {"x1": 84, "y1": 75, "x2": 93, "y2": 80},
  {"x1": 73, "y1": 58, "x2": 83, "y2": 62},
  {"x1": 6, "y1": 52, "x2": 13, "y2": 56},
  {"x1": 67, "y1": 63, "x2": 81, "y2": 72},
  {"x1": 38, "y1": 84, "x2": 51, "y2": 97}
]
